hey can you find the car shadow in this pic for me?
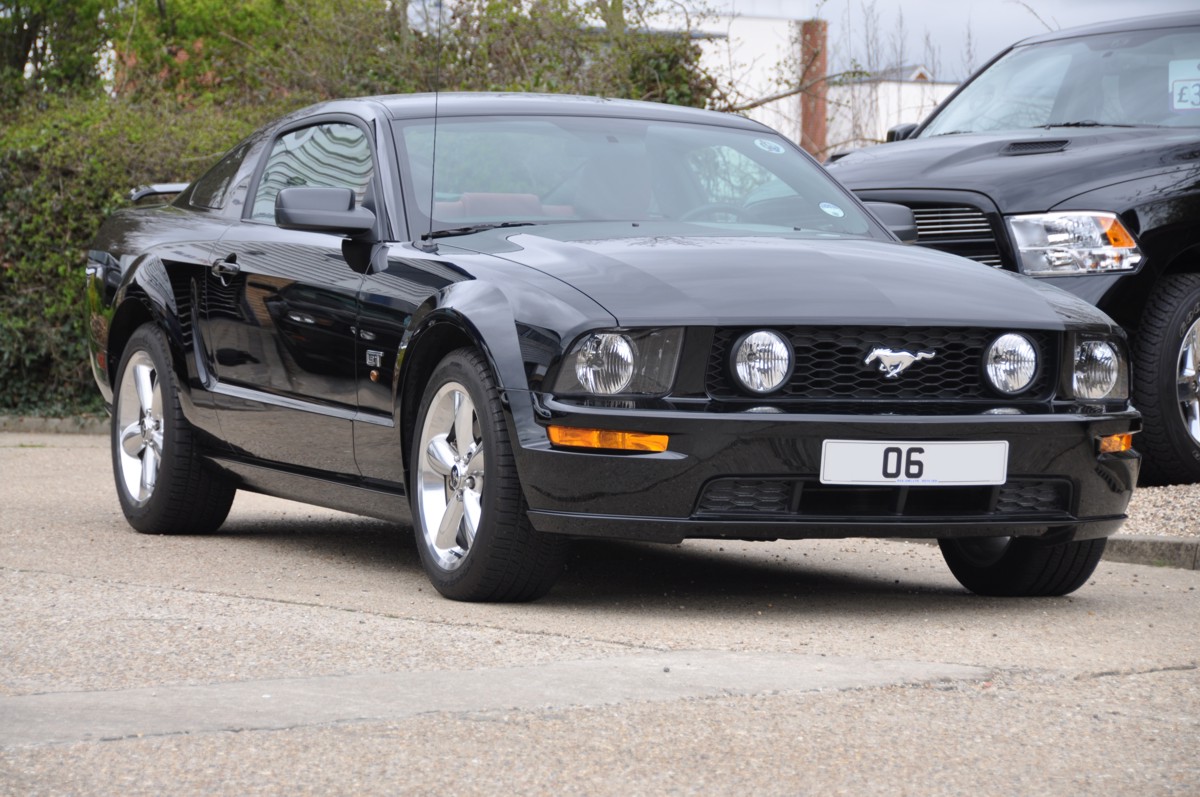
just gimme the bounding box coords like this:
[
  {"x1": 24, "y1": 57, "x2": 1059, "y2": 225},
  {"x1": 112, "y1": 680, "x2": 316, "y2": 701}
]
[{"x1": 206, "y1": 513, "x2": 1001, "y2": 611}]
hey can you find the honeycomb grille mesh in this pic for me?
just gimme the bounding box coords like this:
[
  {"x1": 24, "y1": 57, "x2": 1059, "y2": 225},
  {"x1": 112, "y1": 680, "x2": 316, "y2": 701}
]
[
  {"x1": 695, "y1": 478, "x2": 1071, "y2": 518},
  {"x1": 707, "y1": 327, "x2": 1056, "y2": 401}
]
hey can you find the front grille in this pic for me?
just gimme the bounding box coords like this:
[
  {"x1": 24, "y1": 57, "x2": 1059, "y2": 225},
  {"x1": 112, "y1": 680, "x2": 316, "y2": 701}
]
[
  {"x1": 707, "y1": 327, "x2": 1056, "y2": 402},
  {"x1": 912, "y1": 206, "x2": 991, "y2": 238},
  {"x1": 909, "y1": 204, "x2": 1004, "y2": 268},
  {"x1": 695, "y1": 478, "x2": 1072, "y2": 519}
]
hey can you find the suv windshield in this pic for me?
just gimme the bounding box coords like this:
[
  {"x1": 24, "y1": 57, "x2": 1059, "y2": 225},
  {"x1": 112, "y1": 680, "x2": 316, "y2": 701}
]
[
  {"x1": 921, "y1": 25, "x2": 1200, "y2": 136},
  {"x1": 394, "y1": 115, "x2": 877, "y2": 238}
]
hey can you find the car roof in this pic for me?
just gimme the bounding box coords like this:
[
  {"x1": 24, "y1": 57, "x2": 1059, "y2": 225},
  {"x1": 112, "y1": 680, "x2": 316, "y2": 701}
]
[
  {"x1": 1016, "y1": 11, "x2": 1200, "y2": 47},
  {"x1": 297, "y1": 92, "x2": 770, "y2": 131}
]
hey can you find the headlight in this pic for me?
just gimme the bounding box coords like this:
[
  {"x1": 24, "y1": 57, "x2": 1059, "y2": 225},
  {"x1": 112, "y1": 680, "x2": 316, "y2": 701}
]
[
  {"x1": 732, "y1": 330, "x2": 793, "y2": 394},
  {"x1": 1073, "y1": 337, "x2": 1128, "y2": 400},
  {"x1": 554, "y1": 328, "x2": 683, "y2": 396},
  {"x1": 1007, "y1": 212, "x2": 1141, "y2": 276},
  {"x1": 984, "y1": 333, "x2": 1038, "y2": 395}
]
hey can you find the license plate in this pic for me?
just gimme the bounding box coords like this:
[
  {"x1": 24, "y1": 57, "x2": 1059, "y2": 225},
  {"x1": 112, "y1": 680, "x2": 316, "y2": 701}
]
[{"x1": 820, "y1": 440, "x2": 1008, "y2": 486}]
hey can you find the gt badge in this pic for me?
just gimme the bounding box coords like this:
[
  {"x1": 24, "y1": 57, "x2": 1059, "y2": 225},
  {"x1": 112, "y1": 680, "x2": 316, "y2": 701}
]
[{"x1": 365, "y1": 350, "x2": 383, "y2": 368}]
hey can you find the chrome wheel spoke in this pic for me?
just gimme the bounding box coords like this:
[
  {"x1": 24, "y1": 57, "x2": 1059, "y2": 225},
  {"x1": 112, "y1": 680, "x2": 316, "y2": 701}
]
[
  {"x1": 453, "y1": 394, "x2": 476, "y2": 452},
  {"x1": 140, "y1": 445, "x2": 160, "y2": 499},
  {"x1": 461, "y1": 488, "x2": 482, "y2": 548},
  {"x1": 425, "y1": 435, "x2": 457, "y2": 476},
  {"x1": 133, "y1": 363, "x2": 156, "y2": 415},
  {"x1": 120, "y1": 420, "x2": 145, "y2": 458},
  {"x1": 434, "y1": 493, "x2": 465, "y2": 550}
]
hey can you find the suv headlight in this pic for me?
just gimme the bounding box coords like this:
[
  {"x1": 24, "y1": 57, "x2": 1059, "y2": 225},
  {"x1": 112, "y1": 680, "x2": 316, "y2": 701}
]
[
  {"x1": 1008, "y1": 212, "x2": 1142, "y2": 276},
  {"x1": 553, "y1": 328, "x2": 683, "y2": 396},
  {"x1": 1070, "y1": 335, "x2": 1129, "y2": 401}
]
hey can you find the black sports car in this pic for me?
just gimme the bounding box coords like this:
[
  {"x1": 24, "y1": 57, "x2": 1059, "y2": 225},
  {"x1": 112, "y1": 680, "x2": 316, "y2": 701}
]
[{"x1": 87, "y1": 93, "x2": 1139, "y2": 602}]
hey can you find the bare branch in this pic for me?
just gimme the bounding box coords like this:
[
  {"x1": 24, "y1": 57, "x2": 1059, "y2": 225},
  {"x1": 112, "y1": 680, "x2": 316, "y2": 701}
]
[{"x1": 719, "y1": 69, "x2": 867, "y2": 113}]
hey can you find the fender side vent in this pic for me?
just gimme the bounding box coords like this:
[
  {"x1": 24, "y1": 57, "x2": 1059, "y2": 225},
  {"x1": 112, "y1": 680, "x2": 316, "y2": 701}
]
[{"x1": 1001, "y1": 140, "x2": 1069, "y2": 155}]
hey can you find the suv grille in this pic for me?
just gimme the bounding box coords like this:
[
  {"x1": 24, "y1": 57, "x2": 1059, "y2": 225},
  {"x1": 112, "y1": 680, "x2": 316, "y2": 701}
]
[
  {"x1": 707, "y1": 326, "x2": 1056, "y2": 402},
  {"x1": 909, "y1": 205, "x2": 1004, "y2": 268}
]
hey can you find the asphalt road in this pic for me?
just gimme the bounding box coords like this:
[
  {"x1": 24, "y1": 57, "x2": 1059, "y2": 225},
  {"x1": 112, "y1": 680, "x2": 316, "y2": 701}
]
[{"x1": 2, "y1": 433, "x2": 1198, "y2": 796}]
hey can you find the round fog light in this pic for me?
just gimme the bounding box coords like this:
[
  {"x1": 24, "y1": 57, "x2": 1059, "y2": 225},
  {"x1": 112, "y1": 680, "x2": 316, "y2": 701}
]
[
  {"x1": 733, "y1": 330, "x2": 793, "y2": 394},
  {"x1": 985, "y1": 333, "x2": 1038, "y2": 395}
]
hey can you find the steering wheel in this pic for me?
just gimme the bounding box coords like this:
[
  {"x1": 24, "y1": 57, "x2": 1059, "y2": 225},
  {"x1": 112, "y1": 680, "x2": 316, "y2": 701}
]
[{"x1": 680, "y1": 203, "x2": 745, "y2": 222}]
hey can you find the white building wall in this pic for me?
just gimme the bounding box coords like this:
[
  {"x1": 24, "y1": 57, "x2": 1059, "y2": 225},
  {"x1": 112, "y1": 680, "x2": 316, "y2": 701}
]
[
  {"x1": 827, "y1": 79, "x2": 957, "y2": 152},
  {"x1": 685, "y1": 2, "x2": 957, "y2": 154}
]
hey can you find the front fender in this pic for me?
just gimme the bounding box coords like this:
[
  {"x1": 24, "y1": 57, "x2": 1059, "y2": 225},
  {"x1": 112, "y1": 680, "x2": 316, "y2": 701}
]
[{"x1": 398, "y1": 280, "x2": 547, "y2": 454}]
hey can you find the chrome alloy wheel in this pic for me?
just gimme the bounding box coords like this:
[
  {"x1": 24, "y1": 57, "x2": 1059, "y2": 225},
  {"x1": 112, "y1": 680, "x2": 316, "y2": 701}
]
[
  {"x1": 115, "y1": 350, "x2": 164, "y2": 506},
  {"x1": 416, "y1": 381, "x2": 486, "y2": 571},
  {"x1": 1178, "y1": 316, "x2": 1200, "y2": 445}
]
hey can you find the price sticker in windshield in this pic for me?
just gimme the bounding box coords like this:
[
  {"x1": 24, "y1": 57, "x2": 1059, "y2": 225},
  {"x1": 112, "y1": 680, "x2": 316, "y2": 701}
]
[{"x1": 1170, "y1": 60, "x2": 1200, "y2": 110}]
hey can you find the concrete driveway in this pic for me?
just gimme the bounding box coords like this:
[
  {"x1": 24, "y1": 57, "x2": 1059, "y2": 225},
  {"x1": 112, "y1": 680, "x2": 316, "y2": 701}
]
[{"x1": 2, "y1": 433, "x2": 1197, "y2": 795}]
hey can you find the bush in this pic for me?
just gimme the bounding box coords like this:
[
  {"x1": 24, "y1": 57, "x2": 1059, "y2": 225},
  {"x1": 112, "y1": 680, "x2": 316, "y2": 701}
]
[
  {"x1": 1, "y1": 1, "x2": 716, "y2": 415},
  {"x1": 0, "y1": 95, "x2": 285, "y2": 414}
]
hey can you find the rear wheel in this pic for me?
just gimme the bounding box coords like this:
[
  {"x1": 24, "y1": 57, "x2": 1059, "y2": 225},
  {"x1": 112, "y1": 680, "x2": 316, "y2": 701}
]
[
  {"x1": 410, "y1": 348, "x2": 567, "y2": 601},
  {"x1": 938, "y1": 535, "x2": 1106, "y2": 597},
  {"x1": 112, "y1": 324, "x2": 235, "y2": 534},
  {"x1": 1133, "y1": 273, "x2": 1200, "y2": 484}
]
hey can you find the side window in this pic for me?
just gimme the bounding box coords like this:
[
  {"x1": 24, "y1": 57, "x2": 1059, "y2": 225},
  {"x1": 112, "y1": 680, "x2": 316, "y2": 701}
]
[
  {"x1": 190, "y1": 138, "x2": 255, "y2": 210},
  {"x1": 251, "y1": 123, "x2": 374, "y2": 223}
]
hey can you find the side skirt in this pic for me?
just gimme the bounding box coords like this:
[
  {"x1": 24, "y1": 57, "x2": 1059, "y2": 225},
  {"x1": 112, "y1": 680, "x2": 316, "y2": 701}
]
[{"x1": 208, "y1": 456, "x2": 410, "y2": 524}]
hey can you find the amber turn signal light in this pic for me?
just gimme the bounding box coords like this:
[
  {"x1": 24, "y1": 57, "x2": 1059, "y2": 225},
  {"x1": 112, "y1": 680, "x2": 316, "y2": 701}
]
[
  {"x1": 547, "y1": 425, "x2": 669, "y2": 453},
  {"x1": 1099, "y1": 217, "x2": 1137, "y2": 249},
  {"x1": 1098, "y1": 433, "x2": 1133, "y2": 454}
]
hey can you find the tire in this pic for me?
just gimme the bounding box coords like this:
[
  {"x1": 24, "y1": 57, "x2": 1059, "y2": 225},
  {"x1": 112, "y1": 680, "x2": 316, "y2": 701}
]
[
  {"x1": 410, "y1": 348, "x2": 568, "y2": 602},
  {"x1": 1133, "y1": 273, "x2": 1200, "y2": 485},
  {"x1": 938, "y1": 536, "x2": 1106, "y2": 597},
  {"x1": 112, "y1": 324, "x2": 235, "y2": 534}
]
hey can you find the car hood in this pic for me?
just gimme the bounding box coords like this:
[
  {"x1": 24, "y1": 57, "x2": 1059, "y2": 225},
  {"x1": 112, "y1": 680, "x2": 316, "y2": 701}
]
[
  {"x1": 454, "y1": 224, "x2": 1111, "y2": 330},
  {"x1": 827, "y1": 127, "x2": 1200, "y2": 213}
]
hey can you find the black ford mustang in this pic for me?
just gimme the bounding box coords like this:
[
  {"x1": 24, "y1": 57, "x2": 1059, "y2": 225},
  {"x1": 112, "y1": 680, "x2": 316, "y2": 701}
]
[{"x1": 87, "y1": 93, "x2": 1139, "y2": 601}]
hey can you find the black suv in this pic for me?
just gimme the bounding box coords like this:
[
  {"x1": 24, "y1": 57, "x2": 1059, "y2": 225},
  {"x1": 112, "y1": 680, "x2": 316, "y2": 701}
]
[{"x1": 828, "y1": 12, "x2": 1200, "y2": 484}]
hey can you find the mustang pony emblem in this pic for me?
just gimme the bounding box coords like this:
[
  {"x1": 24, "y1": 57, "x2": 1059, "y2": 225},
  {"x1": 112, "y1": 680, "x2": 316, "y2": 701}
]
[{"x1": 864, "y1": 347, "x2": 936, "y2": 378}]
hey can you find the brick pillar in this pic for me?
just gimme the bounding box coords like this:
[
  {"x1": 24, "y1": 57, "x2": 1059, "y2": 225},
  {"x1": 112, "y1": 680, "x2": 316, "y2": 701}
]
[{"x1": 798, "y1": 18, "x2": 828, "y2": 156}]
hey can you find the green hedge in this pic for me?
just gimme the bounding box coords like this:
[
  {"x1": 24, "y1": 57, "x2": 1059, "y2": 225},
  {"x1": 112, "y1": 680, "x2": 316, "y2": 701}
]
[{"x1": 0, "y1": 96, "x2": 286, "y2": 414}]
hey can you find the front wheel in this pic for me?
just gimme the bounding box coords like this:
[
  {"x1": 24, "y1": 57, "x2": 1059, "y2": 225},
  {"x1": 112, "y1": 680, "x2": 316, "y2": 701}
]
[
  {"x1": 938, "y1": 535, "x2": 1106, "y2": 597},
  {"x1": 112, "y1": 324, "x2": 235, "y2": 534},
  {"x1": 1133, "y1": 273, "x2": 1200, "y2": 485},
  {"x1": 410, "y1": 348, "x2": 567, "y2": 601}
]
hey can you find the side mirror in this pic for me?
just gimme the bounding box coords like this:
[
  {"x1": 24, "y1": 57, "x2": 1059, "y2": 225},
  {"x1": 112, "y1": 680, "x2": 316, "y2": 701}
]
[
  {"x1": 886, "y1": 123, "x2": 918, "y2": 143},
  {"x1": 275, "y1": 186, "x2": 376, "y2": 237},
  {"x1": 864, "y1": 201, "x2": 918, "y2": 244}
]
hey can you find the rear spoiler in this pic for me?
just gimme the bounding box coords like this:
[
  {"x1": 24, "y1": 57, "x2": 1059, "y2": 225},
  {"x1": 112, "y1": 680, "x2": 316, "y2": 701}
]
[{"x1": 128, "y1": 183, "x2": 189, "y2": 202}]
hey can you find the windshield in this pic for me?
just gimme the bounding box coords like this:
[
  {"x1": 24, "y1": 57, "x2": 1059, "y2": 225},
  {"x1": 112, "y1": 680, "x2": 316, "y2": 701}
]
[
  {"x1": 921, "y1": 25, "x2": 1200, "y2": 136},
  {"x1": 393, "y1": 115, "x2": 877, "y2": 238}
]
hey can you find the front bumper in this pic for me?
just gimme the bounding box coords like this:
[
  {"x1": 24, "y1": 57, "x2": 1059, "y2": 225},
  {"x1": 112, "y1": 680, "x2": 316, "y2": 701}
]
[{"x1": 515, "y1": 396, "x2": 1140, "y2": 545}]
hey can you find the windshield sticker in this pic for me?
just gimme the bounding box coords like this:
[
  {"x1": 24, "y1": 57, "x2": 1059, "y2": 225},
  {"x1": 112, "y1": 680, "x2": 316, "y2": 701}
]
[
  {"x1": 1170, "y1": 60, "x2": 1200, "y2": 110},
  {"x1": 819, "y1": 202, "x2": 845, "y2": 218},
  {"x1": 754, "y1": 138, "x2": 786, "y2": 154}
]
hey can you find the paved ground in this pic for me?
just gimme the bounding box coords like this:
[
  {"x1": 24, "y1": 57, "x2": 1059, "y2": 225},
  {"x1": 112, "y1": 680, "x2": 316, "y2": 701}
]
[{"x1": 2, "y1": 433, "x2": 1198, "y2": 795}]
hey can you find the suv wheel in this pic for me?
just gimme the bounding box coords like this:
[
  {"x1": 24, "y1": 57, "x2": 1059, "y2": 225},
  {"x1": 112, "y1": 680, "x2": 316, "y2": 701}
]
[{"x1": 1133, "y1": 273, "x2": 1200, "y2": 484}]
